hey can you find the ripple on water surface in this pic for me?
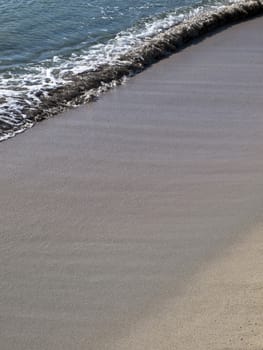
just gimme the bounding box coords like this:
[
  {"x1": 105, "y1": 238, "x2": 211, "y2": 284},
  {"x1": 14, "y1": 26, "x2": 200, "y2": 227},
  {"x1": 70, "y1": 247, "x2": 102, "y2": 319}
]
[{"x1": 0, "y1": 0, "x2": 259, "y2": 140}]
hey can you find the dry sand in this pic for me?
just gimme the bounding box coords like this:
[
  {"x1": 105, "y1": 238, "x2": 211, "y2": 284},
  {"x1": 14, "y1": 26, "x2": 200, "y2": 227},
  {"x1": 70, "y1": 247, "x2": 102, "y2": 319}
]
[
  {"x1": 112, "y1": 225, "x2": 263, "y2": 350},
  {"x1": 1, "y1": 16, "x2": 263, "y2": 350}
]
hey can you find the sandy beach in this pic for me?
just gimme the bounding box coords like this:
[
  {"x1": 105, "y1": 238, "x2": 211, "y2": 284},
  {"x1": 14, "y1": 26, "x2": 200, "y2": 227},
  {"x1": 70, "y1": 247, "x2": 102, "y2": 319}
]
[
  {"x1": 1, "y1": 15, "x2": 263, "y2": 349},
  {"x1": 112, "y1": 224, "x2": 263, "y2": 350}
]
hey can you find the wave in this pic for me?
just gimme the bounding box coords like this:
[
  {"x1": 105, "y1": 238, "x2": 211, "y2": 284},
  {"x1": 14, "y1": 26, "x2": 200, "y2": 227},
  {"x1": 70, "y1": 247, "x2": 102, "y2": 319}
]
[{"x1": 0, "y1": 0, "x2": 262, "y2": 141}]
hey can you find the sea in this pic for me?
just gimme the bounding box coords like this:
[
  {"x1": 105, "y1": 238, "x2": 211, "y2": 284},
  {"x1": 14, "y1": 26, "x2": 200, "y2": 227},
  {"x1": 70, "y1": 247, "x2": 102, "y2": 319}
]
[{"x1": 0, "y1": 0, "x2": 256, "y2": 140}]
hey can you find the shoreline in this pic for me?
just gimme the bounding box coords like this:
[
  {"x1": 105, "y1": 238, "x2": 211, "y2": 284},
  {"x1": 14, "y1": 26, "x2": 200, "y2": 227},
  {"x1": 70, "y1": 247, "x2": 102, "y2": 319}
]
[
  {"x1": 1, "y1": 0, "x2": 263, "y2": 141},
  {"x1": 1, "y1": 15, "x2": 263, "y2": 349}
]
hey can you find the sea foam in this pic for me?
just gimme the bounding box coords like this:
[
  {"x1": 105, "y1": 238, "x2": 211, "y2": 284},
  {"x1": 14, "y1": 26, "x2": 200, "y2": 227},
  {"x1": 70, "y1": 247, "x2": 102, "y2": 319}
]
[{"x1": 0, "y1": 0, "x2": 262, "y2": 141}]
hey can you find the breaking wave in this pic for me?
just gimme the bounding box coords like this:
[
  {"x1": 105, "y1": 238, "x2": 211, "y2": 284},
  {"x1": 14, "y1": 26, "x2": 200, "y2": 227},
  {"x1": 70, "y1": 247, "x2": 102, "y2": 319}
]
[{"x1": 0, "y1": 0, "x2": 262, "y2": 141}]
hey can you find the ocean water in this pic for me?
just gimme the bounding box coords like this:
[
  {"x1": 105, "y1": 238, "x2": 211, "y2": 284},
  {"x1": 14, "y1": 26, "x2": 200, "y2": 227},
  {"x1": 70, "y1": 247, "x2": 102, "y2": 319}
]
[{"x1": 0, "y1": 0, "x2": 256, "y2": 140}]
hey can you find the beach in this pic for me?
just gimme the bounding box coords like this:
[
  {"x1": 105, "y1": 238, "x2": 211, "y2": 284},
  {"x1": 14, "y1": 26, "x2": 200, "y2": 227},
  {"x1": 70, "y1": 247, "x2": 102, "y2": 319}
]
[
  {"x1": 112, "y1": 224, "x2": 263, "y2": 350},
  {"x1": 1, "y1": 14, "x2": 263, "y2": 350}
]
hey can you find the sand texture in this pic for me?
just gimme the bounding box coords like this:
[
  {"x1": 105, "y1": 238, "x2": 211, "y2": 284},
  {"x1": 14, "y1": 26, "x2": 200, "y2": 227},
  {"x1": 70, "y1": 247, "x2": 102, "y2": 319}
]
[
  {"x1": 112, "y1": 225, "x2": 263, "y2": 350},
  {"x1": 1, "y1": 16, "x2": 263, "y2": 350}
]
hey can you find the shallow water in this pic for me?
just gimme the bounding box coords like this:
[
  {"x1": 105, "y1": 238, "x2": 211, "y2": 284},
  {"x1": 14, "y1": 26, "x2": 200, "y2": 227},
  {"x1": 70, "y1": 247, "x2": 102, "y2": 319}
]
[{"x1": 0, "y1": 0, "x2": 256, "y2": 140}]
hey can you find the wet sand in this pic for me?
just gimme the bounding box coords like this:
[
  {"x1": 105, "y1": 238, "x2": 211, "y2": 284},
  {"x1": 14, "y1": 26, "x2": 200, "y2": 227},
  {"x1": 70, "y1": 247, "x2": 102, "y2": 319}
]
[{"x1": 1, "y1": 16, "x2": 263, "y2": 349}]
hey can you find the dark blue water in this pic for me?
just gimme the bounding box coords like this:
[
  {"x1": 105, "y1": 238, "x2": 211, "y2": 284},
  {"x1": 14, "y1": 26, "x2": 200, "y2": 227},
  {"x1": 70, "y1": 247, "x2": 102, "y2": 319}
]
[{"x1": 0, "y1": 0, "x2": 240, "y2": 139}]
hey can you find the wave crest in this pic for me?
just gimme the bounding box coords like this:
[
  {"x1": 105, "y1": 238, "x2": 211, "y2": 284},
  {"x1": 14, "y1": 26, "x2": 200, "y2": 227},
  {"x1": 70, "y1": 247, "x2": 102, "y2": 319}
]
[{"x1": 1, "y1": 0, "x2": 262, "y2": 141}]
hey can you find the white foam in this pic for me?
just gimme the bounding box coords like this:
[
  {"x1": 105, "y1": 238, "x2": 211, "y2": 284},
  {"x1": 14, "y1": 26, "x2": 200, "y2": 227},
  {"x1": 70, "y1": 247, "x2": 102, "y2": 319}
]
[{"x1": 0, "y1": 0, "x2": 246, "y2": 140}]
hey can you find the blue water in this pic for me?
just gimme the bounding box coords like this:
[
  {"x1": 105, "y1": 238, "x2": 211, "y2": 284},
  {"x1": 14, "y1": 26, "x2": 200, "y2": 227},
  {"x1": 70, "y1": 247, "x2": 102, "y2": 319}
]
[{"x1": 0, "y1": 0, "x2": 238, "y2": 139}]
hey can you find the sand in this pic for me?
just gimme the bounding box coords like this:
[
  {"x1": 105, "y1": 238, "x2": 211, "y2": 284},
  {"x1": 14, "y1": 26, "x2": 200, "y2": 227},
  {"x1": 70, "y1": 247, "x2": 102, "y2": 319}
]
[
  {"x1": 1, "y1": 16, "x2": 263, "y2": 350},
  {"x1": 112, "y1": 225, "x2": 263, "y2": 350}
]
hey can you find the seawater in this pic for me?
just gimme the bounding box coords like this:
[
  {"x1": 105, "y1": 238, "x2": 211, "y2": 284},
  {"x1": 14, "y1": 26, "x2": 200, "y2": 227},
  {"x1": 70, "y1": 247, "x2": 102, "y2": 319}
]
[{"x1": 0, "y1": 0, "x2": 256, "y2": 140}]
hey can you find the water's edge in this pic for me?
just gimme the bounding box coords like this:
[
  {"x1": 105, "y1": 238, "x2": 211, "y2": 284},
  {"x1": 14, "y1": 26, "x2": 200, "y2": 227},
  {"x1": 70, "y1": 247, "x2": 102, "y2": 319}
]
[{"x1": 1, "y1": 0, "x2": 262, "y2": 141}]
